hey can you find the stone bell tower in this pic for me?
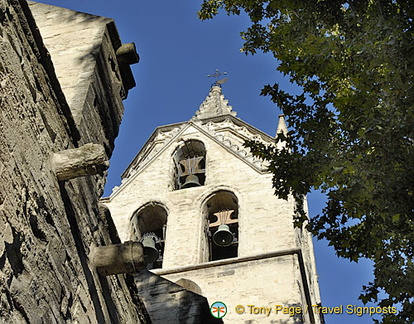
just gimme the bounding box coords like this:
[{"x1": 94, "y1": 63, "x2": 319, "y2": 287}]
[{"x1": 103, "y1": 84, "x2": 323, "y2": 323}]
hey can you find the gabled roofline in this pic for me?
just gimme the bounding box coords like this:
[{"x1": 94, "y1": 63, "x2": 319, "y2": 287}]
[
  {"x1": 105, "y1": 115, "x2": 273, "y2": 200},
  {"x1": 121, "y1": 114, "x2": 274, "y2": 179},
  {"x1": 196, "y1": 114, "x2": 275, "y2": 142},
  {"x1": 120, "y1": 120, "x2": 187, "y2": 179}
]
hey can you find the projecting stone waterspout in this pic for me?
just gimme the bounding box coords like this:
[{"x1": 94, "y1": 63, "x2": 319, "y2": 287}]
[
  {"x1": 52, "y1": 143, "x2": 109, "y2": 181},
  {"x1": 90, "y1": 241, "x2": 146, "y2": 276}
]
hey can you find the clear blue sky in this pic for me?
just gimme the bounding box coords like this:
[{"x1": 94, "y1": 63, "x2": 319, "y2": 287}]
[{"x1": 36, "y1": 1, "x2": 377, "y2": 322}]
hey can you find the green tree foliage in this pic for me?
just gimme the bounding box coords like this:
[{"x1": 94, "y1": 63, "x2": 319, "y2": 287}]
[{"x1": 200, "y1": 1, "x2": 413, "y2": 323}]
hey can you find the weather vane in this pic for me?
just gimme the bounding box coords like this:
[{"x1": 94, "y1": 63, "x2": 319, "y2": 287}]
[{"x1": 207, "y1": 69, "x2": 228, "y2": 87}]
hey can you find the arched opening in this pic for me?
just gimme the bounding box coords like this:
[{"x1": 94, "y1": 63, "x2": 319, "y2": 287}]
[
  {"x1": 172, "y1": 139, "x2": 206, "y2": 190},
  {"x1": 203, "y1": 190, "x2": 239, "y2": 261},
  {"x1": 131, "y1": 202, "x2": 168, "y2": 269},
  {"x1": 175, "y1": 278, "x2": 203, "y2": 295}
]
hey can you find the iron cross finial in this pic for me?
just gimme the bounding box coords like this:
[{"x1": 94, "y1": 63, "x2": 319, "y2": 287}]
[{"x1": 207, "y1": 69, "x2": 228, "y2": 86}]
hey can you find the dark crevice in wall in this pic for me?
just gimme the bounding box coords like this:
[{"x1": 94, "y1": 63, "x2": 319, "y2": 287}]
[
  {"x1": 0, "y1": 251, "x2": 6, "y2": 269},
  {"x1": 29, "y1": 213, "x2": 47, "y2": 242},
  {"x1": 98, "y1": 276, "x2": 120, "y2": 323},
  {"x1": 66, "y1": 294, "x2": 74, "y2": 320},
  {"x1": 108, "y1": 55, "x2": 120, "y2": 80},
  {"x1": 58, "y1": 181, "x2": 105, "y2": 323},
  {"x1": 35, "y1": 195, "x2": 56, "y2": 228},
  {"x1": 1, "y1": 289, "x2": 13, "y2": 316},
  {"x1": 39, "y1": 108, "x2": 57, "y2": 143},
  {"x1": 59, "y1": 291, "x2": 73, "y2": 321},
  {"x1": 12, "y1": 295, "x2": 30, "y2": 323},
  {"x1": 5, "y1": 227, "x2": 24, "y2": 277},
  {"x1": 102, "y1": 142, "x2": 112, "y2": 163},
  {"x1": 99, "y1": 203, "x2": 121, "y2": 244},
  {"x1": 0, "y1": 6, "x2": 11, "y2": 25}
]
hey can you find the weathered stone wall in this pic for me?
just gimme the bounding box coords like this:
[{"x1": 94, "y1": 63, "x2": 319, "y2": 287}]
[
  {"x1": 157, "y1": 255, "x2": 307, "y2": 323},
  {"x1": 0, "y1": 1, "x2": 148, "y2": 323}
]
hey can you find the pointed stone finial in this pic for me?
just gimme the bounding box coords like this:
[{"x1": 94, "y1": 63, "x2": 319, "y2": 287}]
[
  {"x1": 193, "y1": 85, "x2": 236, "y2": 119},
  {"x1": 276, "y1": 114, "x2": 288, "y2": 136},
  {"x1": 275, "y1": 114, "x2": 288, "y2": 150}
]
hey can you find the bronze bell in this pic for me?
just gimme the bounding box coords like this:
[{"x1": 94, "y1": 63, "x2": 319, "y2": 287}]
[
  {"x1": 141, "y1": 236, "x2": 159, "y2": 264},
  {"x1": 213, "y1": 224, "x2": 234, "y2": 247},
  {"x1": 182, "y1": 174, "x2": 201, "y2": 188}
]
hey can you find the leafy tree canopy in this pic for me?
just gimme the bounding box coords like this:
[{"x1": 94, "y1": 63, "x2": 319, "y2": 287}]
[{"x1": 200, "y1": 1, "x2": 413, "y2": 323}]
